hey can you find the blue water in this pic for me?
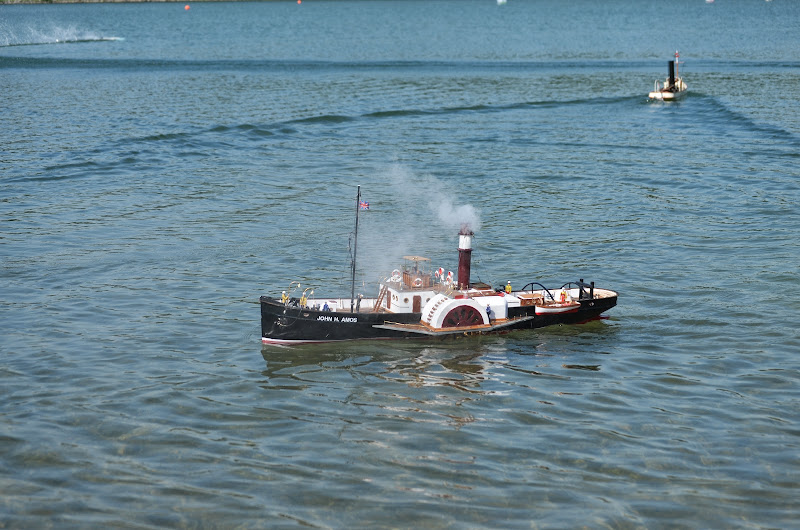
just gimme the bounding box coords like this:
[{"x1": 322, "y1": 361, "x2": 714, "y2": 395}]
[{"x1": 2, "y1": 0, "x2": 799, "y2": 527}]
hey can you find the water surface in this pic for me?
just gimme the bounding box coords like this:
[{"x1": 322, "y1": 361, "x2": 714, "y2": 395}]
[{"x1": 2, "y1": 0, "x2": 799, "y2": 527}]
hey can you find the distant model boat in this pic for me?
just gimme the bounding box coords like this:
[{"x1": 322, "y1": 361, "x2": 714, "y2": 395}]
[
  {"x1": 649, "y1": 51, "x2": 687, "y2": 100},
  {"x1": 260, "y1": 187, "x2": 617, "y2": 344}
]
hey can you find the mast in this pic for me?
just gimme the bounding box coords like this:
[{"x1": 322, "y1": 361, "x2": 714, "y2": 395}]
[{"x1": 350, "y1": 185, "x2": 360, "y2": 312}]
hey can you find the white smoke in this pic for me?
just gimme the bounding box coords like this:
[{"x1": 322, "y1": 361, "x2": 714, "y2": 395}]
[
  {"x1": 384, "y1": 163, "x2": 481, "y2": 232},
  {"x1": 432, "y1": 197, "x2": 481, "y2": 233},
  {"x1": 351, "y1": 164, "x2": 483, "y2": 287}
]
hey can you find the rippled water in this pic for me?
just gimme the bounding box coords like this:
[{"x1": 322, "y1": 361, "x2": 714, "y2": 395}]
[{"x1": 2, "y1": 0, "x2": 799, "y2": 527}]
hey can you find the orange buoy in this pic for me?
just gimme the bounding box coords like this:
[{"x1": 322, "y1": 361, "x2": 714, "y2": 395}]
[{"x1": 184, "y1": 4, "x2": 190, "y2": 10}]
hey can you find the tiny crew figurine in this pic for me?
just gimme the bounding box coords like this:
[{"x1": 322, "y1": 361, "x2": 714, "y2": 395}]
[
  {"x1": 281, "y1": 291, "x2": 289, "y2": 304},
  {"x1": 505, "y1": 281, "x2": 512, "y2": 294}
]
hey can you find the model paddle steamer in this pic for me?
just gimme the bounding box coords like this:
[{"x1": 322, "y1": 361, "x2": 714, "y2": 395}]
[{"x1": 260, "y1": 187, "x2": 617, "y2": 344}]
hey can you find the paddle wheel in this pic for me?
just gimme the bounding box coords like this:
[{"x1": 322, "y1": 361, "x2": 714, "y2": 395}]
[
  {"x1": 441, "y1": 304, "x2": 484, "y2": 328},
  {"x1": 423, "y1": 294, "x2": 489, "y2": 329}
]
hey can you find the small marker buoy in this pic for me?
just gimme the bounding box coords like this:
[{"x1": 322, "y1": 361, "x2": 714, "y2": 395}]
[
  {"x1": 297, "y1": 0, "x2": 301, "y2": 4},
  {"x1": 185, "y1": 4, "x2": 190, "y2": 10}
]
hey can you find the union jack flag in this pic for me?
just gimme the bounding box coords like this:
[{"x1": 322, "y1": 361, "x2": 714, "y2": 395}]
[{"x1": 359, "y1": 200, "x2": 369, "y2": 210}]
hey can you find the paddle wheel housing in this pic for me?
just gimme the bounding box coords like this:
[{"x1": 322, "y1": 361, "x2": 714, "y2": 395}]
[{"x1": 422, "y1": 294, "x2": 489, "y2": 329}]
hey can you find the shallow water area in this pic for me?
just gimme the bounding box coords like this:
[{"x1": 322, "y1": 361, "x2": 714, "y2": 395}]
[{"x1": 2, "y1": 0, "x2": 800, "y2": 527}]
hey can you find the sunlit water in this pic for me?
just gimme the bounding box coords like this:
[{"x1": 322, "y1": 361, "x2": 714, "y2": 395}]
[{"x1": 2, "y1": 0, "x2": 799, "y2": 527}]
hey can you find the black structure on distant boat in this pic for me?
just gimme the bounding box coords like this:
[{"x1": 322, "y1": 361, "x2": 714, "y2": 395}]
[{"x1": 260, "y1": 187, "x2": 618, "y2": 344}]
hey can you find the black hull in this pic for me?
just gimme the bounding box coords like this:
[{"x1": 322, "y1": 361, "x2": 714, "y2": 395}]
[{"x1": 261, "y1": 295, "x2": 617, "y2": 344}]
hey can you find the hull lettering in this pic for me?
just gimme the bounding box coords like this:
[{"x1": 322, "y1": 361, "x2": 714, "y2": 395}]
[{"x1": 316, "y1": 315, "x2": 358, "y2": 323}]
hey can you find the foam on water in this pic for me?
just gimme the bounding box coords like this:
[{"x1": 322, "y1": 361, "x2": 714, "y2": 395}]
[{"x1": 0, "y1": 22, "x2": 120, "y2": 47}]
